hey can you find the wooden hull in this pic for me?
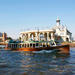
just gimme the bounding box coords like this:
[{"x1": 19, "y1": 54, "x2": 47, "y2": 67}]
[{"x1": 5, "y1": 45, "x2": 70, "y2": 54}]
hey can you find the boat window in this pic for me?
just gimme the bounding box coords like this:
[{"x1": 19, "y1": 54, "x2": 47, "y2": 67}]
[
  {"x1": 33, "y1": 44, "x2": 35, "y2": 48},
  {"x1": 8, "y1": 44, "x2": 10, "y2": 48},
  {"x1": 40, "y1": 43, "x2": 42, "y2": 46},
  {"x1": 43, "y1": 43, "x2": 45, "y2": 47},
  {"x1": 30, "y1": 43, "x2": 32, "y2": 47},
  {"x1": 22, "y1": 44, "x2": 24, "y2": 47},
  {"x1": 27, "y1": 44, "x2": 29, "y2": 47},
  {"x1": 10, "y1": 44, "x2": 12, "y2": 48},
  {"x1": 24, "y1": 44, "x2": 26, "y2": 48},
  {"x1": 12, "y1": 44, "x2": 14, "y2": 48},
  {"x1": 47, "y1": 45, "x2": 48, "y2": 47},
  {"x1": 14, "y1": 44, "x2": 15, "y2": 48},
  {"x1": 43, "y1": 45, "x2": 45, "y2": 47},
  {"x1": 19, "y1": 44, "x2": 21, "y2": 48},
  {"x1": 16, "y1": 44, "x2": 17, "y2": 48},
  {"x1": 36, "y1": 43, "x2": 38, "y2": 46}
]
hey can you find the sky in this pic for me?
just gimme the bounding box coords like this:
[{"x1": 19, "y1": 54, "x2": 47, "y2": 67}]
[{"x1": 0, "y1": 0, "x2": 75, "y2": 39}]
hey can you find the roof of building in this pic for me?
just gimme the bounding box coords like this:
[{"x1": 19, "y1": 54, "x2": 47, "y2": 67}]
[{"x1": 20, "y1": 29, "x2": 55, "y2": 34}]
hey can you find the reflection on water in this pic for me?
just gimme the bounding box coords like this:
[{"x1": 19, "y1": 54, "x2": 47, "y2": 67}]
[{"x1": 0, "y1": 48, "x2": 75, "y2": 75}]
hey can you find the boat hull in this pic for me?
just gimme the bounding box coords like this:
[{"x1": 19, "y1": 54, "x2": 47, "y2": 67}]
[{"x1": 5, "y1": 45, "x2": 70, "y2": 54}]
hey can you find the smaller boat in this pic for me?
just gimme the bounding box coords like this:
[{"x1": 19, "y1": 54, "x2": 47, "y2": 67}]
[{"x1": 5, "y1": 40, "x2": 70, "y2": 54}]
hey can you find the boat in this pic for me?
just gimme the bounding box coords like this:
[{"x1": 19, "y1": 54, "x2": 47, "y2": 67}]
[{"x1": 5, "y1": 40, "x2": 70, "y2": 54}]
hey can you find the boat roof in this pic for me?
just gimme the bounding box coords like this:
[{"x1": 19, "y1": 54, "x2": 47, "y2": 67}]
[
  {"x1": 20, "y1": 29, "x2": 55, "y2": 34},
  {"x1": 8, "y1": 40, "x2": 54, "y2": 44},
  {"x1": 22, "y1": 41, "x2": 50, "y2": 44}
]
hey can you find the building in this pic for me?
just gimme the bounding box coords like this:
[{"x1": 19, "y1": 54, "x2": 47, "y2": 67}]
[
  {"x1": 52, "y1": 18, "x2": 72, "y2": 42},
  {"x1": 20, "y1": 18, "x2": 72, "y2": 43},
  {"x1": 0, "y1": 32, "x2": 7, "y2": 43},
  {"x1": 20, "y1": 29, "x2": 55, "y2": 42}
]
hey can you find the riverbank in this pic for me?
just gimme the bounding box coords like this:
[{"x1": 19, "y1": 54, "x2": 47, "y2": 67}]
[{"x1": 62, "y1": 42, "x2": 75, "y2": 48}]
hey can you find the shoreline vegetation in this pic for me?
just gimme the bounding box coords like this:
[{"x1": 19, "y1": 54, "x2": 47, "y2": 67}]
[{"x1": 62, "y1": 42, "x2": 75, "y2": 48}]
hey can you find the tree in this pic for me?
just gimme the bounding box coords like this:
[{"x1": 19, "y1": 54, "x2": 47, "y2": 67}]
[{"x1": 7, "y1": 37, "x2": 12, "y2": 40}]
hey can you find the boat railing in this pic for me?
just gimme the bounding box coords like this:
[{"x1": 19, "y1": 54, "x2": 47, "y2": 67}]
[{"x1": 7, "y1": 41, "x2": 51, "y2": 49}]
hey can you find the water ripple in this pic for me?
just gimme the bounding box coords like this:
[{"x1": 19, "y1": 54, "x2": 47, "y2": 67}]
[{"x1": 0, "y1": 48, "x2": 75, "y2": 75}]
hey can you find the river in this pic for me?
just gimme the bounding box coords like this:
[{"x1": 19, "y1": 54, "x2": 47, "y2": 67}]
[{"x1": 0, "y1": 48, "x2": 75, "y2": 75}]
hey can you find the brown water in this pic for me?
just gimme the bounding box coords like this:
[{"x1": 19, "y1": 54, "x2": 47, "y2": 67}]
[{"x1": 0, "y1": 48, "x2": 75, "y2": 75}]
